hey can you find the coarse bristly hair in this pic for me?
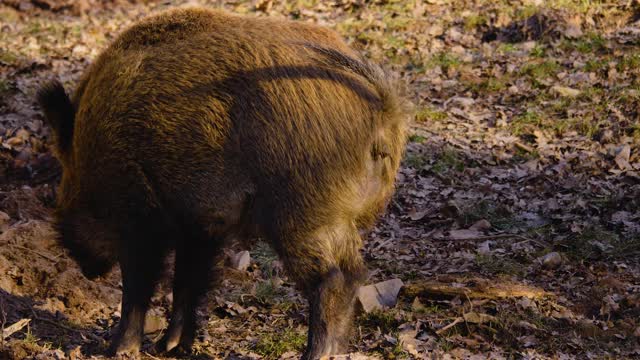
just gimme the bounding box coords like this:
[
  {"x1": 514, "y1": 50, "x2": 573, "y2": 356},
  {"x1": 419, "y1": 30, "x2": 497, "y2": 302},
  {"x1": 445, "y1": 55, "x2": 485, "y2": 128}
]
[{"x1": 38, "y1": 7, "x2": 412, "y2": 358}]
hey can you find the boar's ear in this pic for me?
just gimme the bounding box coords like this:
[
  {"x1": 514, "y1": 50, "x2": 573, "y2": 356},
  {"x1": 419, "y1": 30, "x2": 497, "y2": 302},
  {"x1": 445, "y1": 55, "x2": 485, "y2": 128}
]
[{"x1": 37, "y1": 80, "x2": 75, "y2": 155}]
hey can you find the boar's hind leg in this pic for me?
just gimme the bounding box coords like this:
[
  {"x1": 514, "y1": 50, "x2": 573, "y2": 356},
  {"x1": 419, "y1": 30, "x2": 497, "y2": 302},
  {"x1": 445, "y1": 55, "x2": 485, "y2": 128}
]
[
  {"x1": 157, "y1": 237, "x2": 221, "y2": 354},
  {"x1": 109, "y1": 231, "x2": 167, "y2": 357},
  {"x1": 304, "y1": 267, "x2": 364, "y2": 359},
  {"x1": 284, "y1": 225, "x2": 367, "y2": 360}
]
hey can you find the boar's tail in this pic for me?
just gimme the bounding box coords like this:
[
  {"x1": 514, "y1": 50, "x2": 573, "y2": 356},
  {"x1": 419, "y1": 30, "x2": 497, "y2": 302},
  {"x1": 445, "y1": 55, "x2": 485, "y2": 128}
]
[
  {"x1": 304, "y1": 44, "x2": 413, "y2": 124},
  {"x1": 37, "y1": 80, "x2": 75, "y2": 155}
]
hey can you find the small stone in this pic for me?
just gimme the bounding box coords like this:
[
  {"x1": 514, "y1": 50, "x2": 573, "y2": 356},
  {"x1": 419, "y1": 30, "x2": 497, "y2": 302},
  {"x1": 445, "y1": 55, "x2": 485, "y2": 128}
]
[
  {"x1": 357, "y1": 285, "x2": 380, "y2": 313},
  {"x1": 538, "y1": 252, "x2": 563, "y2": 269},
  {"x1": 357, "y1": 279, "x2": 404, "y2": 313},
  {"x1": 230, "y1": 250, "x2": 251, "y2": 271},
  {"x1": 375, "y1": 279, "x2": 403, "y2": 307}
]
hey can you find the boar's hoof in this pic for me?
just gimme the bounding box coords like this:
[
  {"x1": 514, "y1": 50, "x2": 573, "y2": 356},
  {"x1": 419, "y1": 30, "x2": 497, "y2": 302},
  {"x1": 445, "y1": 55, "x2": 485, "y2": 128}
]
[
  {"x1": 301, "y1": 343, "x2": 340, "y2": 360},
  {"x1": 109, "y1": 349, "x2": 140, "y2": 360},
  {"x1": 152, "y1": 334, "x2": 178, "y2": 354},
  {"x1": 151, "y1": 336, "x2": 192, "y2": 357},
  {"x1": 166, "y1": 345, "x2": 193, "y2": 357},
  {"x1": 107, "y1": 337, "x2": 141, "y2": 359},
  {"x1": 113, "y1": 353, "x2": 139, "y2": 360}
]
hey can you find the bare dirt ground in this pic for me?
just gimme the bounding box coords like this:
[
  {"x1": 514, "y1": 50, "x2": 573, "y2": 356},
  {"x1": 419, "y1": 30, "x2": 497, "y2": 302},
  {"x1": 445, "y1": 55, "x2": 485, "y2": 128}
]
[{"x1": 1, "y1": 0, "x2": 640, "y2": 359}]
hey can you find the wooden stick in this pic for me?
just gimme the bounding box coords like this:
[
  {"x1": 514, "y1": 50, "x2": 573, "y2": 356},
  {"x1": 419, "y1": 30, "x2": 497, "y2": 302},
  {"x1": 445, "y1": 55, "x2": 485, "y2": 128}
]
[
  {"x1": 436, "y1": 317, "x2": 463, "y2": 335},
  {"x1": 2, "y1": 318, "x2": 30, "y2": 340}
]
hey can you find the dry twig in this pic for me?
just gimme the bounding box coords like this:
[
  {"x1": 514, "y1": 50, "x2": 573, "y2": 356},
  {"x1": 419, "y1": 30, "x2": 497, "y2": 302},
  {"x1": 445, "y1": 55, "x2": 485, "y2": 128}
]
[
  {"x1": 436, "y1": 317, "x2": 464, "y2": 335},
  {"x1": 2, "y1": 319, "x2": 30, "y2": 340}
]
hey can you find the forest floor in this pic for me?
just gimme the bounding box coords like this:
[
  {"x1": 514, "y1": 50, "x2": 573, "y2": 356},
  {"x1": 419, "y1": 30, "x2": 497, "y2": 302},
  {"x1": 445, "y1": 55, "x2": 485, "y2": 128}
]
[{"x1": 1, "y1": 0, "x2": 640, "y2": 359}]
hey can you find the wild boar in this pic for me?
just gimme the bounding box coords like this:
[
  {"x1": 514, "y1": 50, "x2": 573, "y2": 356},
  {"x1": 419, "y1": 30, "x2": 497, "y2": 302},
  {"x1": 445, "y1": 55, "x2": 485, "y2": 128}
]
[{"x1": 38, "y1": 7, "x2": 410, "y2": 359}]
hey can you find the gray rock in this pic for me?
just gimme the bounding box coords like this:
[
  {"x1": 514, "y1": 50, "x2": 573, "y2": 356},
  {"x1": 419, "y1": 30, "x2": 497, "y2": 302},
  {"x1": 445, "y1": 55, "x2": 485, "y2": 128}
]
[
  {"x1": 538, "y1": 252, "x2": 563, "y2": 269},
  {"x1": 230, "y1": 250, "x2": 251, "y2": 271},
  {"x1": 357, "y1": 279, "x2": 404, "y2": 313}
]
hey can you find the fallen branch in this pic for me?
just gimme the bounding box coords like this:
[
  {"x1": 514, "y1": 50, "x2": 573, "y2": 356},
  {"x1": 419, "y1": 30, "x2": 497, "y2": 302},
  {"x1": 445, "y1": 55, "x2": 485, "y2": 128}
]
[
  {"x1": 2, "y1": 318, "x2": 30, "y2": 340},
  {"x1": 403, "y1": 278, "x2": 548, "y2": 301}
]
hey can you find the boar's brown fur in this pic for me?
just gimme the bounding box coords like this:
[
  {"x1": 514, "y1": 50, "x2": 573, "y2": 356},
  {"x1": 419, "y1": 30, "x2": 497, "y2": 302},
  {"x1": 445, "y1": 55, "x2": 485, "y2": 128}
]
[{"x1": 38, "y1": 7, "x2": 410, "y2": 359}]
